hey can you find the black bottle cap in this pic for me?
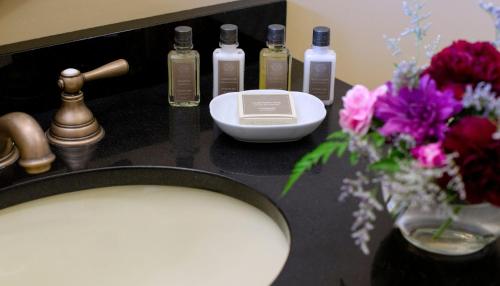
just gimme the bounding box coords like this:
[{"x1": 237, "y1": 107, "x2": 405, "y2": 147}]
[
  {"x1": 220, "y1": 24, "x2": 238, "y2": 45},
  {"x1": 174, "y1": 26, "x2": 193, "y2": 47},
  {"x1": 312, "y1": 26, "x2": 330, "y2": 47},
  {"x1": 267, "y1": 24, "x2": 286, "y2": 45}
]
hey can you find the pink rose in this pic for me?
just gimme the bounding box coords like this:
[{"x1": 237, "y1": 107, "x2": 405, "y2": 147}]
[
  {"x1": 411, "y1": 142, "x2": 447, "y2": 168},
  {"x1": 339, "y1": 84, "x2": 386, "y2": 135}
]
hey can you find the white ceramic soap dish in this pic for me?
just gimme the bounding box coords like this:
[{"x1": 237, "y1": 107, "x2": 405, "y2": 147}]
[{"x1": 209, "y1": 90, "x2": 327, "y2": 143}]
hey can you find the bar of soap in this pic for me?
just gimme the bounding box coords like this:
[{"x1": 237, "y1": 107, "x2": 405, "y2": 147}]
[{"x1": 238, "y1": 92, "x2": 297, "y2": 125}]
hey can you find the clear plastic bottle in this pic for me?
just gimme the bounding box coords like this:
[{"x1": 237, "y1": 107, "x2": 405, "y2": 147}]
[
  {"x1": 168, "y1": 26, "x2": 200, "y2": 107},
  {"x1": 259, "y1": 24, "x2": 292, "y2": 90},
  {"x1": 213, "y1": 24, "x2": 245, "y2": 97},
  {"x1": 303, "y1": 26, "x2": 336, "y2": 106}
]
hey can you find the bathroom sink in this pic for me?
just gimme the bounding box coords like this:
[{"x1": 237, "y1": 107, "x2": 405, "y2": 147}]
[{"x1": 0, "y1": 167, "x2": 290, "y2": 286}]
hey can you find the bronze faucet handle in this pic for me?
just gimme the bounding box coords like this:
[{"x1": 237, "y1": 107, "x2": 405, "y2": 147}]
[
  {"x1": 83, "y1": 59, "x2": 129, "y2": 82},
  {"x1": 57, "y1": 59, "x2": 129, "y2": 94}
]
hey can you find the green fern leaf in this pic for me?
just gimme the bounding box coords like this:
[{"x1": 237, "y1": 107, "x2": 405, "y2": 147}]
[
  {"x1": 327, "y1": 130, "x2": 349, "y2": 140},
  {"x1": 282, "y1": 141, "x2": 337, "y2": 196}
]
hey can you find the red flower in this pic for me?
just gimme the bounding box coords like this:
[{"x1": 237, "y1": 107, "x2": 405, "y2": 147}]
[
  {"x1": 443, "y1": 116, "x2": 500, "y2": 206},
  {"x1": 424, "y1": 40, "x2": 500, "y2": 99}
]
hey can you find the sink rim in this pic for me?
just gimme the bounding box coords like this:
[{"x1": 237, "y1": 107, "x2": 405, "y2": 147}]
[
  {"x1": 0, "y1": 166, "x2": 292, "y2": 280},
  {"x1": 0, "y1": 166, "x2": 291, "y2": 240}
]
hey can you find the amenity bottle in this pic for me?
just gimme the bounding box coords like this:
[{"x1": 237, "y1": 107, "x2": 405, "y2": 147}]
[
  {"x1": 303, "y1": 26, "x2": 336, "y2": 106},
  {"x1": 168, "y1": 26, "x2": 200, "y2": 106},
  {"x1": 213, "y1": 24, "x2": 245, "y2": 97},
  {"x1": 259, "y1": 24, "x2": 292, "y2": 90}
]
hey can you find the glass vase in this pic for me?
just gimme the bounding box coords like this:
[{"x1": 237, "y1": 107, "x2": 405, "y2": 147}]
[{"x1": 394, "y1": 202, "x2": 500, "y2": 256}]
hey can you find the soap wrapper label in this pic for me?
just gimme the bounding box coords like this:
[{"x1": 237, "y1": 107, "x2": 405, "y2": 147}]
[
  {"x1": 218, "y1": 61, "x2": 240, "y2": 95},
  {"x1": 238, "y1": 92, "x2": 297, "y2": 125},
  {"x1": 309, "y1": 61, "x2": 332, "y2": 100},
  {"x1": 172, "y1": 61, "x2": 196, "y2": 101},
  {"x1": 265, "y1": 59, "x2": 288, "y2": 90}
]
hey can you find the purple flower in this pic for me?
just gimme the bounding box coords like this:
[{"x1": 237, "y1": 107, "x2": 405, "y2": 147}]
[{"x1": 374, "y1": 75, "x2": 462, "y2": 144}]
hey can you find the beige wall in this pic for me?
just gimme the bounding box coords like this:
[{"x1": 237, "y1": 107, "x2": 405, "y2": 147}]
[
  {"x1": 2, "y1": 0, "x2": 497, "y2": 87},
  {"x1": 287, "y1": 0, "x2": 498, "y2": 88},
  {"x1": 0, "y1": 0, "x2": 235, "y2": 46}
]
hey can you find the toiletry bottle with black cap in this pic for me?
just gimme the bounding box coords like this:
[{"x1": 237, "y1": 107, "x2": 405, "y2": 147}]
[
  {"x1": 259, "y1": 24, "x2": 292, "y2": 90},
  {"x1": 213, "y1": 24, "x2": 245, "y2": 97},
  {"x1": 303, "y1": 26, "x2": 336, "y2": 106},
  {"x1": 168, "y1": 26, "x2": 200, "y2": 106}
]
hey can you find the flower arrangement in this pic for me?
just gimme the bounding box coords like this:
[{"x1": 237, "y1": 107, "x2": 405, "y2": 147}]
[{"x1": 284, "y1": 0, "x2": 500, "y2": 255}]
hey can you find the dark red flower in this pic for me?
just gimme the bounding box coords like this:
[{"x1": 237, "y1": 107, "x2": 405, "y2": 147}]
[
  {"x1": 424, "y1": 40, "x2": 500, "y2": 99},
  {"x1": 443, "y1": 116, "x2": 500, "y2": 206}
]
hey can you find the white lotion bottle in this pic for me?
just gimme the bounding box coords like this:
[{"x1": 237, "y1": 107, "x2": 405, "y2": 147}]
[
  {"x1": 213, "y1": 24, "x2": 245, "y2": 97},
  {"x1": 303, "y1": 26, "x2": 336, "y2": 106}
]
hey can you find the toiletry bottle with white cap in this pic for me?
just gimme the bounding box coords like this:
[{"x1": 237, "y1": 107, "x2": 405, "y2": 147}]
[
  {"x1": 213, "y1": 24, "x2": 245, "y2": 97},
  {"x1": 303, "y1": 26, "x2": 336, "y2": 106}
]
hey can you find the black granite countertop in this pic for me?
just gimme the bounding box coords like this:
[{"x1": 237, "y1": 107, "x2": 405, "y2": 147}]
[{"x1": 1, "y1": 65, "x2": 499, "y2": 285}]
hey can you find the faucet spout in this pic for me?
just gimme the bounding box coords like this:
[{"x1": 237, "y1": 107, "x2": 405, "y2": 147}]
[{"x1": 0, "y1": 112, "x2": 55, "y2": 174}]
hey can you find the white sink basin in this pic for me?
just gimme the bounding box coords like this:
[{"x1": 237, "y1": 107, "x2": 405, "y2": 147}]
[{"x1": 0, "y1": 168, "x2": 290, "y2": 286}]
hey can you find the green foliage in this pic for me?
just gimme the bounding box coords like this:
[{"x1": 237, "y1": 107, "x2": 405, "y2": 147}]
[
  {"x1": 368, "y1": 132, "x2": 385, "y2": 147},
  {"x1": 335, "y1": 141, "x2": 348, "y2": 158},
  {"x1": 369, "y1": 142, "x2": 411, "y2": 173},
  {"x1": 369, "y1": 157, "x2": 400, "y2": 173},
  {"x1": 349, "y1": 152, "x2": 360, "y2": 165},
  {"x1": 327, "y1": 130, "x2": 349, "y2": 140},
  {"x1": 394, "y1": 140, "x2": 412, "y2": 157},
  {"x1": 388, "y1": 148, "x2": 406, "y2": 160},
  {"x1": 370, "y1": 118, "x2": 384, "y2": 129},
  {"x1": 282, "y1": 132, "x2": 349, "y2": 196},
  {"x1": 432, "y1": 205, "x2": 462, "y2": 239}
]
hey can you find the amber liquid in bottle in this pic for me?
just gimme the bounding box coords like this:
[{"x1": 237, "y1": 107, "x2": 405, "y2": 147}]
[
  {"x1": 259, "y1": 24, "x2": 292, "y2": 90},
  {"x1": 259, "y1": 44, "x2": 292, "y2": 90}
]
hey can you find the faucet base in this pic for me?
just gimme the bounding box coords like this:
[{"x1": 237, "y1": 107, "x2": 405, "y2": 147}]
[
  {"x1": 46, "y1": 92, "x2": 105, "y2": 147},
  {"x1": 46, "y1": 126, "x2": 105, "y2": 147},
  {"x1": 0, "y1": 144, "x2": 19, "y2": 169}
]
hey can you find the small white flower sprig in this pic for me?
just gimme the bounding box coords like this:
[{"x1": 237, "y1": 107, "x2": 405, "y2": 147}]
[
  {"x1": 383, "y1": 0, "x2": 441, "y2": 63},
  {"x1": 383, "y1": 1, "x2": 441, "y2": 93},
  {"x1": 463, "y1": 83, "x2": 500, "y2": 118},
  {"x1": 480, "y1": 1, "x2": 500, "y2": 48},
  {"x1": 465, "y1": 1, "x2": 500, "y2": 139}
]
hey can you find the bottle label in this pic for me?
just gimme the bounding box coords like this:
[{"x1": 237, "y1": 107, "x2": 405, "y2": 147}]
[
  {"x1": 309, "y1": 61, "x2": 332, "y2": 100},
  {"x1": 172, "y1": 61, "x2": 196, "y2": 101},
  {"x1": 218, "y1": 60, "x2": 240, "y2": 95},
  {"x1": 265, "y1": 59, "x2": 288, "y2": 90}
]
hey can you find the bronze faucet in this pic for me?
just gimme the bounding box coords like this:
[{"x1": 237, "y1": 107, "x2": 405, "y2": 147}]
[
  {"x1": 0, "y1": 112, "x2": 55, "y2": 174},
  {"x1": 46, "y1": 59, "x2": 129, "y2": 146}
]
